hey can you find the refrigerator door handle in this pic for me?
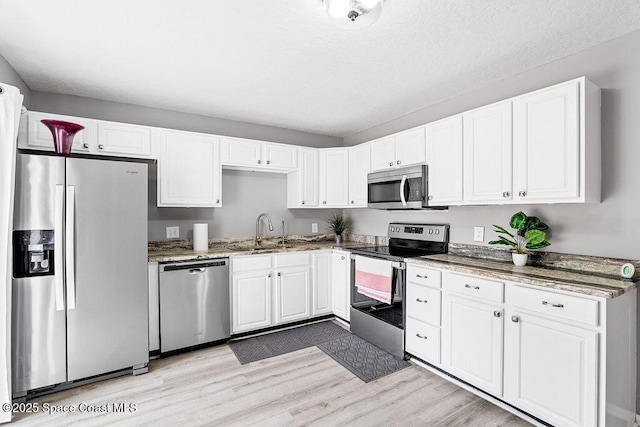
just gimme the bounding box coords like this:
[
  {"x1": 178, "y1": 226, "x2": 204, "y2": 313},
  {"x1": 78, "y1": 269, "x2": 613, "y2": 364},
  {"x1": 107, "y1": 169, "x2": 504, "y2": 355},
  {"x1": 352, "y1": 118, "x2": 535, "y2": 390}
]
[
  {"x1": 54, "y1": 185, "x2": 65, "y2": 311},
  {"x1": 66, "y1": 185, "x2": 76, "y2": 310}
]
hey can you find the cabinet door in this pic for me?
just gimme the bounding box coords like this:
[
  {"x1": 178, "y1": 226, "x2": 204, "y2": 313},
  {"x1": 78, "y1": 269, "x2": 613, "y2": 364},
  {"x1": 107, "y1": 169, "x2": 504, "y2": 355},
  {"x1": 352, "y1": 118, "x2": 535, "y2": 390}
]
[
  {"x1": 299, "y1": 148, "x2": 319, "y2": 207},
  {"x1": 220, "y1": 137, "x2": 262, "y2": 167},
  {"x1": 331, "y1": 251, "x2": 350, "y2": 321},
  {"x1": 370, "y1": 136, "x2": 396, "y2": 172},
  {"x1": 312, "y1": 252, "x2": 332, "y2": 316},
  {"x1": 395, "y1": 127, "x2": 426, "y2": 168},
  {"x1": 158, "y1": 131, "x2": 221, "y2": 207},
  {"x1": 264, "y1": 143, "x2": 297, "y2": 171},
  {"x1": 463, "y1": 101, "x2": 513, "y2": 204},
  {"x1": 232, "y1": 270, "x2": 272, "y2": 333},
  {"x1": 274, "y1": 267, "x2": 311, "y2": 324},
  {"x1": 25, "y1": 112, "x2": 95, "y2": 153},
  {"x1": 504, "y1": 312, "x2": 597, "y2": 427},
  {"x1": 319, "y1": 148, "x2": 349, "y2": 207},
  {"x1": 97, "y1": 122, "x2": 151, "y2": 157},
  {"x1": 442, "y1": 293, "x2": 504, "y2": 396},
  {"x1": 348, "y1": 143, "x2": 371, "y2": 207},
  {"x1": 513, "y1": 81, "x2": 580, "y2": 202},
  {"x1": 425, "y1": 116, "x2": 463, "y2": 206}
]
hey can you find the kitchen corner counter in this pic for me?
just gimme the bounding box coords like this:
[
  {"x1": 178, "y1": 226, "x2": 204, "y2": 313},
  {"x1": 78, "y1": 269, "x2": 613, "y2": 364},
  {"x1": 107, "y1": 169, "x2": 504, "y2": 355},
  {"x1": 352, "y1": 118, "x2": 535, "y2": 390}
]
[
  {"x1": 148, "y1": 239, "x2": 360, "y2": 263},
  {"x1": 407, "y1": 254, "x2": 638, "y2": 299}
]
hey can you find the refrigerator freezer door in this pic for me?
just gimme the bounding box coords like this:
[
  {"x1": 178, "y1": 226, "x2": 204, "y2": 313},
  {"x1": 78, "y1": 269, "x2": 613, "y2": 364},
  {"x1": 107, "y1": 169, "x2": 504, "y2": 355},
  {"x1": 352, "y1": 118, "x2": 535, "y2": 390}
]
[
  {"x1": 65, "y1": 157, "x2": 149, "y2": 381},
  {"x1": 12, "y1": 154, "x2": 67, "y2": 393}
]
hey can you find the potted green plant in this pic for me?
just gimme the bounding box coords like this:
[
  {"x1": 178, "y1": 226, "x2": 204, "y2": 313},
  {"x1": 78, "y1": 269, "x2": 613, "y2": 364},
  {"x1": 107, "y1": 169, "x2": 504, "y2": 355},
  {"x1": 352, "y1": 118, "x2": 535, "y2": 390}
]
[
  {"x1": 327, "y1": 212, "x2": 349, "y2": 244},
  {"x1": 488, "y1": 211, "x2": 550, "y2": 266}
]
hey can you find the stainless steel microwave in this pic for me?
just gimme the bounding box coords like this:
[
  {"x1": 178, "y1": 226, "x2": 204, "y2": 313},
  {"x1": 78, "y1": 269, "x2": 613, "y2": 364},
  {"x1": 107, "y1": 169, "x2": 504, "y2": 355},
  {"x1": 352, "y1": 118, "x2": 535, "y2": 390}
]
[{"x1": 367, "y1": 164, "x2": 442, "y2": 210}]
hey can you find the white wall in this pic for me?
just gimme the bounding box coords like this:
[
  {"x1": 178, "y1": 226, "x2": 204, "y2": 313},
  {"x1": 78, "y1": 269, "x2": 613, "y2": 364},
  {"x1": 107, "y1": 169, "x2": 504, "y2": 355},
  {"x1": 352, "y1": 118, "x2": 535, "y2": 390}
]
[
  {"x1": 344, "y1": 29, "x2": 640, "y2": 262},
  {"x1": 0, "y1": 55, "x2": 29, "y2": 107}
]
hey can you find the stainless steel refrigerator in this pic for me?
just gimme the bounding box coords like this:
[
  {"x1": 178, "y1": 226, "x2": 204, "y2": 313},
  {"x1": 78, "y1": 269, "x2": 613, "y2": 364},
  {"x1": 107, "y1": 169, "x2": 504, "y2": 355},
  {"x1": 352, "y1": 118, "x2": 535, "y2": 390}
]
[{"x1": 12, "y1": 153, "x2": 149, "y2": 398}]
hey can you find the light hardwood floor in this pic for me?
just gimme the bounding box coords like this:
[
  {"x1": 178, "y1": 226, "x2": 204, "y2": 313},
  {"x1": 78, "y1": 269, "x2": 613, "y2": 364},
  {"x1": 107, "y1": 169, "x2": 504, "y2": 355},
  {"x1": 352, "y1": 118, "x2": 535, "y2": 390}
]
[{"x1": 10, "y1": 344, "x2": 532, "y2": 426}]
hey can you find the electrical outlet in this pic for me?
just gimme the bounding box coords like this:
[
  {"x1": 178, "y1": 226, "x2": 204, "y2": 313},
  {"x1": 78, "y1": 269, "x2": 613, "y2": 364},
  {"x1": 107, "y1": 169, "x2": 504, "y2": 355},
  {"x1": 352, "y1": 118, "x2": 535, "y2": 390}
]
[
  {"x1": 473, "y1": 226, "x2": 485, "y2": 242},
  {"x1": 311, "y1": 223, "x2": 318, "y2": 233},
  {"x1": 166, "y1": 226, "x2": 180, "y2": 239}
]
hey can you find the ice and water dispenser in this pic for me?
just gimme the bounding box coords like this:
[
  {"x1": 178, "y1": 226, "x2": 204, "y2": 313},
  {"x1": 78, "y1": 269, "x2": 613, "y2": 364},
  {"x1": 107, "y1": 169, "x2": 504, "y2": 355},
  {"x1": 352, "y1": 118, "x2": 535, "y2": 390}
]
[{"x1": 13, "y1": 230, "x2": 55, "y2": 277}]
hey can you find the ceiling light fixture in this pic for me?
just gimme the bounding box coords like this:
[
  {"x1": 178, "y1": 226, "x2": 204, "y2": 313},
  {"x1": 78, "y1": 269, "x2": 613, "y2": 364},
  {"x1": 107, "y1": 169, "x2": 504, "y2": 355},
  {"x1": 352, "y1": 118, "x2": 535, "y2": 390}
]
[{"x1": 324, "y1": 0, "x2": 384, "y2": 29}]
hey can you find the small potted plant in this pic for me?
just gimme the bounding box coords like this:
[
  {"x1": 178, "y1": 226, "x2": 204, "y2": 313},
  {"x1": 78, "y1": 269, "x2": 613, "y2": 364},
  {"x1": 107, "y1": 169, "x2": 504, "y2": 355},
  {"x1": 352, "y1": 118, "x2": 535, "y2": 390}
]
[
  {"x1": 327, "y1": 212, "x2": 349, "y2": 244},
  {"x1": 488, "y1": 211, "x2": 550, "y2": 266}
]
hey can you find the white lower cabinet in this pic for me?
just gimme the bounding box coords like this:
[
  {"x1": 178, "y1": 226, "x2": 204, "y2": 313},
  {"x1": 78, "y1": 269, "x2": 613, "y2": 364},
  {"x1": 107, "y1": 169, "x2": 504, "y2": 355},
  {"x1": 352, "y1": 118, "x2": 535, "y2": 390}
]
[
  {"x1": 504, "y1": 310, "x2": 597, "y2": 427},
  {"x1": 232, "y1": 269, "x2": 273, "y2": 333},
  {"x1": 312, "y1": 251, "x2": 332, "y2": 316},
  {"x1": 442, "y1": 292, "x2": 504, "y2": 397},
  {"x1": 406, "y1": 263, "x2": 636, "y2": 427},
  {"x1": 331, "y1": 250, "x2": 351, "y2": 321},
  {"x1": 274, "y1": 266, "x2": 311, "y2": 324}
]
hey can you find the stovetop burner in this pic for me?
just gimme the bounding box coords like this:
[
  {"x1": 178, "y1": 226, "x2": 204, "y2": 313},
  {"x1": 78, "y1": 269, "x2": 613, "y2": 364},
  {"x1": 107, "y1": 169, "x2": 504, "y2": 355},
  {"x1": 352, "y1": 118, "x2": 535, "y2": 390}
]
[{"x1": 350, "y1": 245, "x2": 444, "y2": 261}]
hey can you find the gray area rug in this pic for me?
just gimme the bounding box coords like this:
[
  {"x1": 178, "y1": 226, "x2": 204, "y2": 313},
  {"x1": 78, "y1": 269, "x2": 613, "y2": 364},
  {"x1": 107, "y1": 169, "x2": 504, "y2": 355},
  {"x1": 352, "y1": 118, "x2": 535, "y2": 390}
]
[
  {"x1": 229, "y1": 321, "x2": 351, "y2": 364},
  {"x1": 318, "y1": 334, "x2": 410, "y2": 383}
]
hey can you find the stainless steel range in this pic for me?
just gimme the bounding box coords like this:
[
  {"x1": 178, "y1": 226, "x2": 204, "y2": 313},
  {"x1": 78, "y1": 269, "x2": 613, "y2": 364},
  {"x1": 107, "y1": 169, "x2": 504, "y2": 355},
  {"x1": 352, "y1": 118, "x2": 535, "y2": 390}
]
[{"x1": 349, "y1": 223, "x2": 449, "y2": 358}]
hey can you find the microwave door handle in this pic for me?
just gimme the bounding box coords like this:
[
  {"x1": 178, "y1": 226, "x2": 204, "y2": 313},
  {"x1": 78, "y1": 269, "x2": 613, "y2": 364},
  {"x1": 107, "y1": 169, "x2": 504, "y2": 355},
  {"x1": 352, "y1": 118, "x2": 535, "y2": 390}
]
[{"x1": 400, "y1": 175, "x2": 407, "y2": 206}]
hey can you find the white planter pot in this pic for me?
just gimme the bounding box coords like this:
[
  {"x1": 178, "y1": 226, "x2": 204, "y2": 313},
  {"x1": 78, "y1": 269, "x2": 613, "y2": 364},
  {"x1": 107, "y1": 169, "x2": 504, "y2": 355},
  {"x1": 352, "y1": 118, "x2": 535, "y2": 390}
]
[{"x1": 512, "y1": 252, "x2": 528, "y2": 266}]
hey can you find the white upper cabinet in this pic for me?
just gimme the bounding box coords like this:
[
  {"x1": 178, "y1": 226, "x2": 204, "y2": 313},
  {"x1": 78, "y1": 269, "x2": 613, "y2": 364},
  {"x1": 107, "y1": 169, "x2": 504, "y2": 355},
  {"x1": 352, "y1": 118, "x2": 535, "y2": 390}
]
[
  {"x1": 425, "y1": 115, "x2": 463, "y2": 206},
  {"x1": 348, "y1": 143, "x2": 371, "y2": 207},
  {"x1": 287, "y1": 147, "x2": 319, "y2": 208},
  {"x1": 370, "y1": 127, "x2": 426, "y2": 172},
  {"x1": 21, "y1": 112, "x2": 96, "y2": 153},
  {"x1": 319, "y1": 148, "x2": 349, "y2": 207},
  {"x1": 220, "y1": 137, "x2": 297, "y2": 172},
  {"x1": 463, "y1": 101, "x2": 513, "y2": 204},
  {"x1": 157, "y1": 130, "x2": 221, "y2": 207},
  {"x1": 513, "y1": 80, "x2": 581, "y2": 203},
  {"x1": 97, "y1": 121, "x2": 152, "y2": 157}
]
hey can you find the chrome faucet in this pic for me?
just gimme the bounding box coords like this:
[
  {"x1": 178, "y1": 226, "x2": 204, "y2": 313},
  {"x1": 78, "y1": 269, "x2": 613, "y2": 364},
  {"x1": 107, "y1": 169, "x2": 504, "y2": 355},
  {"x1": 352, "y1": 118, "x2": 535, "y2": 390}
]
[{"x1": 255, "y1": 213, "x2": 274, "y2": 246}]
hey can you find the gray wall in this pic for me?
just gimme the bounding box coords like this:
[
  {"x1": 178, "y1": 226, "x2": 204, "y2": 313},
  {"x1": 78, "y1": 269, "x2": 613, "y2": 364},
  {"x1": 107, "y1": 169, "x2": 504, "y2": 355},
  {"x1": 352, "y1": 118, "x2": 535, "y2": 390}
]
[
  {"x1": 29, "y1": 91, "x2": 340, "y2": 148},
  {"x1": 0, "y1": 53, "x2": 30, "y2": 107},
  {"x1": 148, "y1": 164, "x2": 336, "y2": 241},
  {"x1": 344, "y1": 29, "x2": 640, "y2": 262}
]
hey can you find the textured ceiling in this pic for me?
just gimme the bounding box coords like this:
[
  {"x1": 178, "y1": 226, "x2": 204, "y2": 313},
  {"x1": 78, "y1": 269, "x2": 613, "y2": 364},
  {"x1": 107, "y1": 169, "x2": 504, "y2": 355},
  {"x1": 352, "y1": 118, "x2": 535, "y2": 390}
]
[{"x1": 1, "y1": 1, "x2": 640, "y2": 137}]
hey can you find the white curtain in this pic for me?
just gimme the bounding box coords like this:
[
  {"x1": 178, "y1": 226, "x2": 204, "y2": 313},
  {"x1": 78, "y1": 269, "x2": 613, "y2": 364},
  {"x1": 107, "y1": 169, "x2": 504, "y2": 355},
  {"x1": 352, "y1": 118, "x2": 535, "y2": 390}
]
[{"x1": 0, "y1": 83, "x2": 23, "y2": 424}]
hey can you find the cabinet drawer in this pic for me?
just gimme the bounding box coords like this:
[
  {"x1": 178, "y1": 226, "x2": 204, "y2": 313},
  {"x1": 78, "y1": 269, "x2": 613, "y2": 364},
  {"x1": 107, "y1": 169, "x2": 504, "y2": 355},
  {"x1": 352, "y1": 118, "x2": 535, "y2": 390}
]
[
  {"x1": 232, "y1": 255, "x2": 272, "y2": 273},
  {"x1": 443, "y1": 272, "x2": 504, "y2": 303},
  {"x1": 406, "y1": 317, "x2": 440, "y2": 364},
  {"x1": 406, "y1": 283, "x2": 441, "y2": 326},
  {"x1": 511, "y1": 286, "x2": 599, "y2": 327},
  {"x1": 407, "y1": 265, "x2": 442, "y2": 289},
  {"x1": 276, "y1": 252, "x2": 310, "y2": 268}
]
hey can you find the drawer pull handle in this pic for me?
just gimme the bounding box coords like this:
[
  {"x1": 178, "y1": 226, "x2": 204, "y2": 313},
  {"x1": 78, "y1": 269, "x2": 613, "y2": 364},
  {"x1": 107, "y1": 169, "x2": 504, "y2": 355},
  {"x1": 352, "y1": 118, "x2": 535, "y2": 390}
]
[
  {"x1": 542, "y1": 301, "x2": 564, "y2": 308},
  {"x1": 416, "y1": 274, "x2": 428, "y2": 279},
  {"x1": 511, "y1": 316, "x2": 519, "y2": 323},
  {"x1": 415, "y1": 333, "x2": 428, "y2": 340},
  {"x1": 464, "y1": 284, "x2": 480, "y2": 290},
  {"x1": 493, "y1": 310, "x2": 501, "y2": 318},
  {"x1": 415, "y1": 298, "x2": 428, "y2": 304}
]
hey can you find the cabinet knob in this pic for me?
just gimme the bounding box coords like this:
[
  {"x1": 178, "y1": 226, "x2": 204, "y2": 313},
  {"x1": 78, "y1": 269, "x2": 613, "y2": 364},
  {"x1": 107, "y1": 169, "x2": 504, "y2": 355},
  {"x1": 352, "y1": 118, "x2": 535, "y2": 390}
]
[
  {"x1": 493, "y1": 310, "x2": 501, "y2": 318},
  {"x1": 397, "y1": 160, "x2": 401, "y2": 165},
  {"x1": 82, "y1": 143, "x2": 89, "y2": 149},
  {"x1": 301, "y1": 201, "x2": 305, "y2": 205},
  {"x1": 427, "y1": 195, "x2": 433, "y2": 201},
  {"x1": 98, "y1": 144, "x2": 104, "y2": 150},
  {"x1": 216, "y1": 199, "x2": 220, "y2": 204},
  {"x1": 323, "y1": 201, "x2": 327, "y2": 205},
  {"x1": 389, "y1": 162, "x2": 393, "y2": 167},
  {"x1": 351, "y1": 200, "x2": 354, "y2": 204},
  {"x1": 277, "y1": 272, "x2": 281, "y2": 277},
  {"x1": 518, "y1": 191, "x2": 527, "y2": 197},
  {"x1": 502, "y1": 191, "x2": 510, "y2": 198},
  {"x1": 268, "y1": 273, "x2": 272, "y2": 278},
  {"x1": 341, "y1": 256, "x2": 345, "y2": 260},
  {"x1": 415, "y1": 333, "x2": 428, "y2": 340},
  {"x1": 511, "y1": 315, "x2": 519, "y2": 323},
  {"x1": 266, "y1": 160, "x2": 271, "y2": 165},
  {"x1": 257, "y1": 159, "x2": 262, "y2": 164}
]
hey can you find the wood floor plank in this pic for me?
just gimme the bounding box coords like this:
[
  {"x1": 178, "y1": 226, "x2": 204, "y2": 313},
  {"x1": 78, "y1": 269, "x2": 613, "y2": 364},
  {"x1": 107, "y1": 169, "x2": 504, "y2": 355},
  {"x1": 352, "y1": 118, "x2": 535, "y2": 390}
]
[{"x1": 9, "y1": 343, "x2": 533, "y2": 426}]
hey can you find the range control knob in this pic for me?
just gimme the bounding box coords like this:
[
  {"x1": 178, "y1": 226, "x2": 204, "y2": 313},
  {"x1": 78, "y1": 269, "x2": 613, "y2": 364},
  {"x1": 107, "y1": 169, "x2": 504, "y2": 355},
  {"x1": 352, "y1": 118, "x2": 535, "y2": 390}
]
[
  {"x1": 428, "y1": 229, "x2": 433, "y2": 234},
  {"x1": 435, "y1": 229, "x2": 440, "y2": 235}
]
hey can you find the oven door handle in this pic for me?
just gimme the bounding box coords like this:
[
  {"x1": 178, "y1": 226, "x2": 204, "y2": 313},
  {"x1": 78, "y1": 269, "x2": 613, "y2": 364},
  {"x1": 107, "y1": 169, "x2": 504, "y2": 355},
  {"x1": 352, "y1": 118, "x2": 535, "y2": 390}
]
[
  {"x1": 400, "y1": 175, "x2": 407, "y2": 207},
  {"x1": 350, "y1": 254, "x2": 405, "y2": 270}
]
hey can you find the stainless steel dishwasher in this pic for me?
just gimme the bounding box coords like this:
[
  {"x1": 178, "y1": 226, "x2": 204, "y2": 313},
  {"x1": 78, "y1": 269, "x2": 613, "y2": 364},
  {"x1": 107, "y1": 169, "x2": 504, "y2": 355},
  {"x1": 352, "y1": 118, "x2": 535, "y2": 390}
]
[{"x1": 158, "y1": 258, "x2": 230, "y2": 353}]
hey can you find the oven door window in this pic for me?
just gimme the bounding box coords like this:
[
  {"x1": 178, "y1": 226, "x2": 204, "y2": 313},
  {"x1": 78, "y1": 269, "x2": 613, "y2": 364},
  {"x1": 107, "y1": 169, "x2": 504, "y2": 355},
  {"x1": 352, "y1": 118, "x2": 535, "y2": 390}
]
[{"x1": 368, "y1": 180, "x2": 402, "y2": 203}]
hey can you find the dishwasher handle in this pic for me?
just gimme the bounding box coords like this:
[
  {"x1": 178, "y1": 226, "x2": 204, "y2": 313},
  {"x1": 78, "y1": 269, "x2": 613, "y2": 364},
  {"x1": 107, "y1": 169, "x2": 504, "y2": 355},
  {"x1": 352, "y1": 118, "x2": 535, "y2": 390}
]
[{"x1": 160, "y1": 259, "x2": 228, "y2": 272}]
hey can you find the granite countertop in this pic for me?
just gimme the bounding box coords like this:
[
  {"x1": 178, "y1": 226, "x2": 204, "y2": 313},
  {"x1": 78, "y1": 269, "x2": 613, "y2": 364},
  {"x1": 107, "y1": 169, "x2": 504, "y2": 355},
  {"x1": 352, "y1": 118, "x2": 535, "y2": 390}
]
[
  {"x1": 148, "y1": 235, "x2": 364, "y2": 263},
  {"x1": 407, "y1": 254, "x2": 637, "y2": 299}
]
